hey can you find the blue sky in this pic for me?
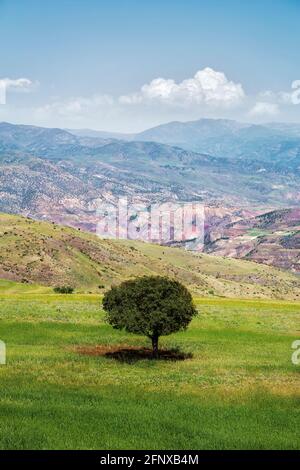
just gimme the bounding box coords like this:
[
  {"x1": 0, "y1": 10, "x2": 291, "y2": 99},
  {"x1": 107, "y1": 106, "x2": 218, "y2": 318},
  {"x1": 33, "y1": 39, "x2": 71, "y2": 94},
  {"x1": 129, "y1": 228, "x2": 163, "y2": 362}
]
[{"x1": 0, "y1": 0, "x2": 299, "y2": 131}]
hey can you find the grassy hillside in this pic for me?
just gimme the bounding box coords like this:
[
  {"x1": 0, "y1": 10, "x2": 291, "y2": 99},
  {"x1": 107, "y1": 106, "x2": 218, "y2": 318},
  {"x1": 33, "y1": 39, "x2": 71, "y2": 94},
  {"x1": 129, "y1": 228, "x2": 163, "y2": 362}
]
[
  {"x1": 0, "y1": 212, "x2": 300, "y2": 300},
  {"x1": 0, "y1": 293, "x2": 299, "y2": 449},
  {"x1": 0, "y1": 279, "x2": 51, "y2": 295}
]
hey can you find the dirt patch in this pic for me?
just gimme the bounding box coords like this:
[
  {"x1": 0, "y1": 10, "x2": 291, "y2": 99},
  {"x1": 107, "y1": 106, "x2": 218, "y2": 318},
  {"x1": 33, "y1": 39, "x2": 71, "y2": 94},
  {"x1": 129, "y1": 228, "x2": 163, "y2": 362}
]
[{"x1": 76, "y1": 345, "x2": 193, "y2": 363}]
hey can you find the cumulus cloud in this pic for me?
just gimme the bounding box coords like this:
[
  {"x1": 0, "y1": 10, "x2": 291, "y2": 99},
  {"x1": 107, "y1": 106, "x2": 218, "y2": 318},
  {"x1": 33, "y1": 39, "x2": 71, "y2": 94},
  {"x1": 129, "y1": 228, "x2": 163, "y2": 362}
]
[
  {"x1": 34, "y1": 68, "x2": 245, "y2": 129},
  {"x1": 249, "y1": 101, "x2": 279, "y2": 117},
  {"x1": 119, "y1": 67, "x2": 245, "y2": 108}
]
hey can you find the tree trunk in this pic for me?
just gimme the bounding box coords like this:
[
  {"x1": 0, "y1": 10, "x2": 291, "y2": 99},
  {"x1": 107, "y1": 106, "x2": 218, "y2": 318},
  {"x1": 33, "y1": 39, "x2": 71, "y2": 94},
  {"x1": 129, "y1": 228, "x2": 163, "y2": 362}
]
[{"x1": 152, "y1": 335, "x2": 159, "y2": 359}]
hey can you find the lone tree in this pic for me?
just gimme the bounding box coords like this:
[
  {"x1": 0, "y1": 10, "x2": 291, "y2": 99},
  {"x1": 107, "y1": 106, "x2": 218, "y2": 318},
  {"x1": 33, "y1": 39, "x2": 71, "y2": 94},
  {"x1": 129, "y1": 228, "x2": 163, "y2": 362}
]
[{"x1": 103, "y1": 276, "x2": 197, "y2": 358}]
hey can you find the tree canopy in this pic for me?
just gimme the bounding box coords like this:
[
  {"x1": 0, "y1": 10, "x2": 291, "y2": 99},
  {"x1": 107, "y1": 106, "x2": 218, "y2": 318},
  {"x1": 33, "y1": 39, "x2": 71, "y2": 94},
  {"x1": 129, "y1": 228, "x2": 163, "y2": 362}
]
[{"x1": 103, "y1": 276, "x2": 197, "y2": 357}]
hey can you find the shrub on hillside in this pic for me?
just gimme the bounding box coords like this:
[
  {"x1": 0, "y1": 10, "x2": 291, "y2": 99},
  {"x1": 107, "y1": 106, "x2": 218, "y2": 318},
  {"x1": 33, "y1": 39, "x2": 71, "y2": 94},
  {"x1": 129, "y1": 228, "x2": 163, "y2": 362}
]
[{"x1": 53, "y1": 286, "x2": 74, "y2": 294}]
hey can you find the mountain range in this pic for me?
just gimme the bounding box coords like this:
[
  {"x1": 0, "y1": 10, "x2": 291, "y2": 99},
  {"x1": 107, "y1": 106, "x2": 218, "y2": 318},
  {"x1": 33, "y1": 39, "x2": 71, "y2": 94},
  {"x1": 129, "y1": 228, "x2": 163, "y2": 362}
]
[
  {"x1": 0, "y1": 118, "x2": 299, "y2": 273},
  {"x1": 1, "y1": 119, "x2": 300, "y2": 210},
  {"x1": 71, "y1": 118, "x2": 300, "y2": 167}
]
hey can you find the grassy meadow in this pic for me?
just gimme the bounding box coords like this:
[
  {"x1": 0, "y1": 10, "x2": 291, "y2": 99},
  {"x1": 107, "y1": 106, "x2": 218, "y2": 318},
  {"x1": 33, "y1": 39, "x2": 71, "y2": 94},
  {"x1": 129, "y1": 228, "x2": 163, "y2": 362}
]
[{"x1": 0, "y1": 285, "x2": 299, "y2": 449}]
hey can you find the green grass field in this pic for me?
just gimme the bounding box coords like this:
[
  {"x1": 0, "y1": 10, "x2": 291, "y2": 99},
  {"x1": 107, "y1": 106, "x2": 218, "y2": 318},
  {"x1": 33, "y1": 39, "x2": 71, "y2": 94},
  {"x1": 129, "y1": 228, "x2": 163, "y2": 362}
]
[{"x1": 0, "y1": 287, "x2": 299, "y2": 450}]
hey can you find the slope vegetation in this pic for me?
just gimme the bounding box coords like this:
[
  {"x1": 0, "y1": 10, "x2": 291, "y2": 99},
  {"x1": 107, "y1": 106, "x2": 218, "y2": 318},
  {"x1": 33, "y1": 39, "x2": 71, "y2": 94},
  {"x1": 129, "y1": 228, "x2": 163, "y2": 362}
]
[{"x1": 0, "y1": 213, "x2": 300, "y2": 300}]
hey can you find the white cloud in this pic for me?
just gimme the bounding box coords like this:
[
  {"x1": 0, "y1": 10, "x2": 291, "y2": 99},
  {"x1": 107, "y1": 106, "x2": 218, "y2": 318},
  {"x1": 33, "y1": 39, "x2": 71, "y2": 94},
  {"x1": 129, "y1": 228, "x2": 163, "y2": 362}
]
[
  {"x1": 249, "y1": 101, "x2": 279, "y2": 117},
  {"x1": 34, "y1": 69, "x2": 245, "y2": 129},
  {"x1": 3, "y1": 71, "x2": 300, "y2": 130},
  {"x1": 279, "y1": 80, "x2": 300, "y2": 105},
  {"x1": 259, "y1": 81, "x2": 300, "y2": 107},
  {"x1": 119, "y1": 67, "x2": 245, "y2": 108}
]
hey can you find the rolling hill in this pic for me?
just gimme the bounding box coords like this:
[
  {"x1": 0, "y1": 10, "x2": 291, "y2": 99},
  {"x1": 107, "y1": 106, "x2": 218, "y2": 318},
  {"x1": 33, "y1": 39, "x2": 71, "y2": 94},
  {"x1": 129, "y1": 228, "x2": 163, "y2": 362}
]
[{"x1": 0, "y1": 212, "x2": 300, "y2": 300}]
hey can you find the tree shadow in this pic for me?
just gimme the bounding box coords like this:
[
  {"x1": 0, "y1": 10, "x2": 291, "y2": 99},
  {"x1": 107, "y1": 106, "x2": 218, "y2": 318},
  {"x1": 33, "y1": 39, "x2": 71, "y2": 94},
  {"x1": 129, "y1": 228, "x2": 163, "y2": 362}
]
[{"x1": 77, "y1": 345, "x2": 193, "y2": 364}]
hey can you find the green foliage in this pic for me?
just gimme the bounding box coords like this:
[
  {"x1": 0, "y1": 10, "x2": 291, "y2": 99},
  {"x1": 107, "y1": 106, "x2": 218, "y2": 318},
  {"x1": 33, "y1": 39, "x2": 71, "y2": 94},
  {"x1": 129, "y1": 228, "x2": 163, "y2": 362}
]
[
  {"x1": 53, "y1": 286, "x2": 74, "y2": 294},
  {"x1": 103, "y1": 276, "x2": 197, "y2": 355}
]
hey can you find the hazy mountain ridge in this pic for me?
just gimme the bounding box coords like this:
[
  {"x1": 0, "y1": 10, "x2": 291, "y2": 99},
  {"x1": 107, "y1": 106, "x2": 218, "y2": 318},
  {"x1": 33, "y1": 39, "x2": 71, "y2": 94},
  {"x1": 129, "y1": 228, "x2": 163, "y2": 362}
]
[
  {"x1": 0, "y1": 119, "x2": 299, "y2": 274},
  {"x1": 134, "y1": 119, "x2": 300, "y2": 164},
  {"x1": 1, "y1": 121, "x2": 300, "y2": 212},
  {"x1": 70, "y1": 118, "x2": 300, "y2": 167}
]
